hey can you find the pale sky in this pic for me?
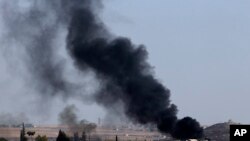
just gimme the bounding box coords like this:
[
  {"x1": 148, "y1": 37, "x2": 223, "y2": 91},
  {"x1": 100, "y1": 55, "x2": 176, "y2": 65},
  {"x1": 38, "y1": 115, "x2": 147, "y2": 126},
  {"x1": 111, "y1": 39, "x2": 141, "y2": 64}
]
[
  {"x1": 102, "y1": 0, "x2": 250, "y2": 125},
  {"x1": 0, "y1": 0, "x2": 250, "y2": 126}
]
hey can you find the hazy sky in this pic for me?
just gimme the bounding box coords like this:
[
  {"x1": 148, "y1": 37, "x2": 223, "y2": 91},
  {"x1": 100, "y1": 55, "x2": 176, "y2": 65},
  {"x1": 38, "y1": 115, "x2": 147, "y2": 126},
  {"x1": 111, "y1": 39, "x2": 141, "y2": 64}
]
[
  {"x1": 0, "y1": 0, "x2": 250, "y2": 125},
  {"x1": 102, "y1": 0, "x2": 250, "y2": 125}
]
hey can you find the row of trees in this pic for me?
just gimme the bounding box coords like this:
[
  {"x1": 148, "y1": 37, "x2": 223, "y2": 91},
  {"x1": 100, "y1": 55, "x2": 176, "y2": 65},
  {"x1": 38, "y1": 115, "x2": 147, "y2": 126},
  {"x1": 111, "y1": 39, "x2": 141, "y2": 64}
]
[
  {"x1": 20, "y1": 127, "x2": 68, "y2": 141},
  {"x1": 2, "y1": 133, "x2": 118, "y2": 141},
  {"x1": 15, "y1": 118, "x2": 98, "y2": 141},
  {"x1": 23, "y1": 130, "x2": 69, "y2": 141},
  {"x1": 0, "y1": 136, "x2": 47, "y2": 141}
]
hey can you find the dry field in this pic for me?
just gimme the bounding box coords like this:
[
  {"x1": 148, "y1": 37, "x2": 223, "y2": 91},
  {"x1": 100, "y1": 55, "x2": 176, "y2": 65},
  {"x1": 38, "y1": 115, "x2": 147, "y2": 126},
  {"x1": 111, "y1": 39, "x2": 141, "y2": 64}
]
[{"x1": 0, "y1": 126, "x2": 163, "y2": 141}]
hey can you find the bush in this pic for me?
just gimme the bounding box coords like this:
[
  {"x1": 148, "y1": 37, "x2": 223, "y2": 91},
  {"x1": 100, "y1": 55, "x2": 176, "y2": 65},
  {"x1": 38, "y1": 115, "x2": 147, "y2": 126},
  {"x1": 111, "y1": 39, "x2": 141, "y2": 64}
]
[
  {"x1": 56, "y1": 130, "x2": 70, "y2": 141},
  {"x1": 0, "y1": 138, "x2": 7, "y2": 141},
  {"x1": 35, "y1": 135, "x2": 48, "y2": 141}
]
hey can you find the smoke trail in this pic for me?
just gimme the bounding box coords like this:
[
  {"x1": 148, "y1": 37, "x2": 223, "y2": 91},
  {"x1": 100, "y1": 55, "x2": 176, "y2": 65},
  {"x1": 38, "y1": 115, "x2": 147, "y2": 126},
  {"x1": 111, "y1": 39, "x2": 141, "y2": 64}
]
[
  {"x1": 0, "y1": 0, "x2": 203, "y2": 139},
  {"x1": 0, "y1": 1, "x2": 71, "y2": 97},
  {"x1": 0, "y1": 0, "x2": 100, "y2": 103}
]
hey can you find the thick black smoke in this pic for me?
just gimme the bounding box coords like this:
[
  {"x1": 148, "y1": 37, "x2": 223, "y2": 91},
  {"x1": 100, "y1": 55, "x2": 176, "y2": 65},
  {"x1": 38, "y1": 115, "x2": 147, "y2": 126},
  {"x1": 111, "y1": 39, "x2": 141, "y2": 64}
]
[
  {"x1": 1, "y1": 0, "x2": 203, "y2": 139},
  {"x1": 64, "y1": 0, "x2": 204, "y2": 139},
  {"x1": 172, "y1": 117, "x2": 203, "y2": 139}
]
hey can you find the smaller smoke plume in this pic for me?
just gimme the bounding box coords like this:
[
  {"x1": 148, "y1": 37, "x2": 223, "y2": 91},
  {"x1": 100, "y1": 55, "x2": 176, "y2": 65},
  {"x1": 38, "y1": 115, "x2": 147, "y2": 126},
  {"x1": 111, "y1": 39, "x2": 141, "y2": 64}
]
[
  {"x1": 58, "y1": 105, "x2": 97, "y2": 133},
  {"x1": 59, "y1": 104, "x2": 78, "y2": 126}
]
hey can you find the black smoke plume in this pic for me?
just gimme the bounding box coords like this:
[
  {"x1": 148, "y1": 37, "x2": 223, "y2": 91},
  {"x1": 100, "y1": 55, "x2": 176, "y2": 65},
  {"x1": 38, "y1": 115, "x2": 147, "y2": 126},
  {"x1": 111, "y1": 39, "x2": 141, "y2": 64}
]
[
  {"x1": 0, "y1": 0, "x2": 203, "y2": 139},
  {"x1": 64, "y1": 0, "x2": 203, "y2": 139}
]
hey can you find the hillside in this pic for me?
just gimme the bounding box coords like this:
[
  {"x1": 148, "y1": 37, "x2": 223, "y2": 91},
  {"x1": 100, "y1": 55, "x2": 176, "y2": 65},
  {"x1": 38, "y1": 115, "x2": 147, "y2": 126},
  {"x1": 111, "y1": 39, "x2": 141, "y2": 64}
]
[{"x1": 204, "y1": 121, "x2": 239, "y2": 141}]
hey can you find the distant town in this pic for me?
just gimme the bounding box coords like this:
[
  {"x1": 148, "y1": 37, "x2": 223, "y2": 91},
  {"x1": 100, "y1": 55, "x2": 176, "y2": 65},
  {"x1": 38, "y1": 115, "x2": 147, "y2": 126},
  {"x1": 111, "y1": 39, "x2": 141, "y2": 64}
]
[{"x1": 0, "y1": 120, "x2": 237, "y2": 141}]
